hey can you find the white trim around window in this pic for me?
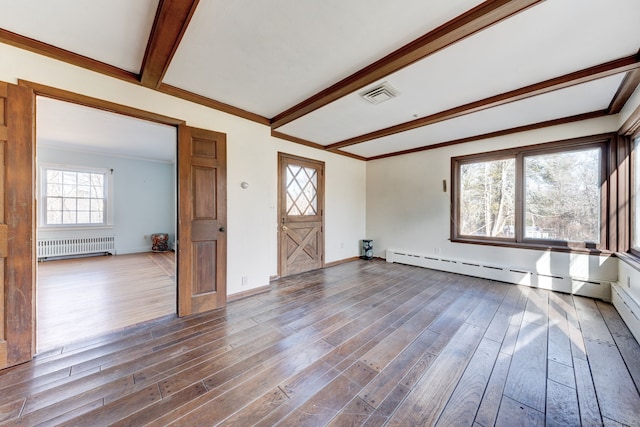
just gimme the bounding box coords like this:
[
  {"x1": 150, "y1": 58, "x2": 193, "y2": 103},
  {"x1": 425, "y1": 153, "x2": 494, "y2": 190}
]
[{"x1": 38, "y1": 163, "x2": 114, "y2": 229}]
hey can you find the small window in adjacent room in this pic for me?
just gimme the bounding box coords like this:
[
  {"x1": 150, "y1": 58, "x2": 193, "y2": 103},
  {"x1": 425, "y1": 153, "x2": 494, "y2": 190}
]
[
  {"x1": 452, "y1": 135, "x2": 609, "y2": 251},
  {"x1": 40, "y1": 165, "x2": 111, "y2": 227}
]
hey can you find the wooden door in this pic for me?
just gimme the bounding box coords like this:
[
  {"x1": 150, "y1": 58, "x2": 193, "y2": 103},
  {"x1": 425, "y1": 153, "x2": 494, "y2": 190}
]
[
  {"x1": 278, "y1": 153, "x2": 324, "y2": 277},
  {"x1": 0, "y1": 82, "x2": 35, "y2": 369},
  {"x1": 177, "y1": 125, "x2": 226, "y2": 317}
]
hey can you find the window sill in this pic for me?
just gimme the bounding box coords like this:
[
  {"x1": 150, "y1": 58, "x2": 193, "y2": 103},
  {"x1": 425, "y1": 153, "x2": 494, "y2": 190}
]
[
  {"x1": 616, "y1": 252, "x2": 640, "y2": 273},
  {"x1": 451, "y1": 237, "x2": 612, "y2": 256},
  {"x1": 38, "y1": 225, "x2": 114, "y2": 231}
]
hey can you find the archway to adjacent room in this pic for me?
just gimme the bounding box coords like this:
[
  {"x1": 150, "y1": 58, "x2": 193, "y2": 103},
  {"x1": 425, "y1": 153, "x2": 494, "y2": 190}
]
[
  {"x1": 35, "y1": 95, "x2": 179, "y2": 352},
  {"x1": 25, "y1": 81, "x2": 227, "y2": 350},
  {"x1": 0, "y1": 80, "x2": 227, "y2": 365}
]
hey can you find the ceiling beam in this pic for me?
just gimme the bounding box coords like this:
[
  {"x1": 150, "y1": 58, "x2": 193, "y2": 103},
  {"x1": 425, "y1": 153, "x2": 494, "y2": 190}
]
[
  {"x1": 366, "y1": 110, "x2": 609, "y2": 161},
  {"x1": 271, "y1": 131, "x2": 327, "y2": 151},
  {"x1": 0, "y1": 26, "x2": 270, "y2": 125},
  {"x1": 0, "y1": 28, "x2": 138, "y2": 84},
  {"x1": 158, "y1": 84, "x2": 269, "y2": 125},
  {"x1": 270, "y1": 0, "x2": 544, "y2": 129},
  {"x1": 271, "y1": 131, "x2": 366, "y2": 161},
  {"x1": 327, "y1": 54, "x2": 640, "y2": 151},
  {"x1": 608, "y1": 69, "x2": 640, "y2": 114},
  {"x1": 140, "y1": 0, "x2": 199, "y2": 88}
]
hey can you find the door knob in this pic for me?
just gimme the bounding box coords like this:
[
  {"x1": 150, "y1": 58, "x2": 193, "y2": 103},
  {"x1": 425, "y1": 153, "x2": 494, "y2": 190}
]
[
  {"x1": 219, "y1": 227, "x2": 225, "y2": 232},
  {"x1": 282, "y1": 225, "x2": 288, "y2": 231}
]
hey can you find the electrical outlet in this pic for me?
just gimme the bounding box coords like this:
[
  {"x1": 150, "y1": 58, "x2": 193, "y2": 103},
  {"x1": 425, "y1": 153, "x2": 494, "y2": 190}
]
[
  {"x1": 242, "y1": 276, "x2": 248, "y2": 287},
  {"x1": 435, "y1": 248, "x2": 441, "y2": 255},
  {"x1": 340, "y1": 242, "x2": 344, "y2": 249},
  {"x1": 628, "y1": 276, "x2": 631, "y2": 288}
]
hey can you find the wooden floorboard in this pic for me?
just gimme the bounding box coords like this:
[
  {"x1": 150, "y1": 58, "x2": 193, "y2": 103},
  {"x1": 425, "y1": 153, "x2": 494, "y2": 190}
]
[
  {"x1": 1, "y1": 260, "x2": 639, "y2": 426},
  {"x1": 575, "y1": 297, "x2": 640, "y2": 425},
  {"x1": 37, "y1": 252, "x2": 176, "y2": 352}
]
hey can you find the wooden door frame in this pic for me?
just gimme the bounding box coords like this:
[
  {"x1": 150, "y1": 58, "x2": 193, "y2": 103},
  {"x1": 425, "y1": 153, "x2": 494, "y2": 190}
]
[
  {"x1": 277, "y1": 152, "x2": 325, "y2": 277},
  {"x1": 0, "y1": 82, "x2": 36, "y2": 368},
  {"x1": 18, "y1": 80, "x2": 226, "y2": 353}
]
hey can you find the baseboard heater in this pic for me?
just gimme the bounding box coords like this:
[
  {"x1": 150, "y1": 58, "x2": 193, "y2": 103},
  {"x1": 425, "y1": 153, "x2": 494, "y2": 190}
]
[
  {"x1": 386, "y1": 249, "x2": 611, "y2": 301},
  {"x1": 611, "y1": 283, "x2": 640, "y2": 343},
  {"x1": 37, "y1": 236, "x2": 115, "y2": 260}
]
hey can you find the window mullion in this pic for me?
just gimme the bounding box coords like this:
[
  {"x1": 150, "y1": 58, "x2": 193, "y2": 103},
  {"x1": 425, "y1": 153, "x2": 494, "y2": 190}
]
[
  {"x1": 452, "y1": 134, "x2": 610, "y2": 251},
  {"x1": 40, "y1": 165, "x2": 108, "y2": 227},
  {"x1": 514, "y1": 152, "x2": 524, "y2": 243}
]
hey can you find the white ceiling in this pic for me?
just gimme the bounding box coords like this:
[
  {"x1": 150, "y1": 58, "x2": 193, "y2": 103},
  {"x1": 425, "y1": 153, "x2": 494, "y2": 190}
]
[
  {"x1": 342, "y1": 74, "x2": 625, "y2": 158},
  {"x1": 2, "y1": 0, "x2": 640, "y2": 160},
  {"x1": 162, "y1": 0, "x2": 485, "y2": 118},
  {"x1": 36, "y1": 97, "x2": 176, "y2": 163},
  {"x1": 0, "y1": 0, "x2": 159, "y2": 73},
  {"x1": 279, "y1": 0, "x2": 640, "y2": 145}
]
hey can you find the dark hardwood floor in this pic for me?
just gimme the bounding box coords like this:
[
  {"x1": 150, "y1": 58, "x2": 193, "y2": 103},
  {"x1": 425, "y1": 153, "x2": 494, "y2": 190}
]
[{"x1": 2, "y1": 260, "x2": 639, "y2": 426}]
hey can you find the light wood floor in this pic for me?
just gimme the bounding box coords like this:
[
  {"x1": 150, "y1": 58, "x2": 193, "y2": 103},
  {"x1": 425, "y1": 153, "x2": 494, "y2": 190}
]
[
  {"x1": 2, "y1": 260, "x2": 638, "y2": 426},
  {"x1": 37, "y1": 252, "x2": 176, "y2": 352}
]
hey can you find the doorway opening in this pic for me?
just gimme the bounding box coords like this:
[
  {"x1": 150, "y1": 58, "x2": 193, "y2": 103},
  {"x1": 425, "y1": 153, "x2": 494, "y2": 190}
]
[{"x1": 35, "y1": 96, "x2": 178, "y2": 353}]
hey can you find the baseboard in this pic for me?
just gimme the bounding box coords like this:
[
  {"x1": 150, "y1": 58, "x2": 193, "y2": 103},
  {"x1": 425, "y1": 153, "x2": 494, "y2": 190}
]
[
  {"x1": 268, "y1": 257, "x2": 361, "y2": 282},
  {"x1": 118, "y1": 246, "x2": 152, "y2": 255},
  {"x1": 386, "y1": 248, "x2": 611, "y2": 300},
  {"x1": 612, "y1": 283, "x2": 640, "y2": 343},
  {"x1": 228, "y1": 285, "x2": 270, "y2": 302},
  {"x1": 324, "y1": 256, "x2": 360, "y2": 268}
]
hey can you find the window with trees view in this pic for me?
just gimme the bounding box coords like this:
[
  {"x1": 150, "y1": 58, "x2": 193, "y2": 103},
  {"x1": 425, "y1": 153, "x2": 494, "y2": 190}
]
[
  {"x1": 460, "y1": 158, "x2": 515, "y2": 238},
  {"x1": 633, "y1": 136, "x2": 640, "y2": 252},
  {"x1": 40, "y1": 165, "x2": 110, "y2": 227},
  {"x1": 453, "y1": 136, "x2": 607, "y2": 250}
]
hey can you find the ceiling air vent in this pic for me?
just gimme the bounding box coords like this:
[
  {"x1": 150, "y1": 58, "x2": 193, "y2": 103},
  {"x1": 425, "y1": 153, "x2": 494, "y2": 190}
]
[{"x1": 360, "y1": 82, "x2": 398, "y2": 105}]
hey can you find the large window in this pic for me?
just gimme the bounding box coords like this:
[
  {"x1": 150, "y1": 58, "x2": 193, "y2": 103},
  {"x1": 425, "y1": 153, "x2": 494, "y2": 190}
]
[
  {"x1": 633, "y1": 136, "x2": 640, "y2": 253},
  {"x1": 524, "y1": 148, "x2": 601, "y2": 243},
  {"x1": 459, "y1": 158, "x2": 515, "y2": 238},
  {"x1": 40, "y1": 165, "x2": 111, "y2": 227},
  {"x1": 452, "y1": 135, "x2": 609, "y2": 251}
]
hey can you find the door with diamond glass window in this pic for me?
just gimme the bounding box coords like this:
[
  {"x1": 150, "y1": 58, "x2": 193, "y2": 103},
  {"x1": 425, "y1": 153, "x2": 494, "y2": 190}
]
[{"x1": 278, "y1": 153, "x2": 324, "y2": 277}]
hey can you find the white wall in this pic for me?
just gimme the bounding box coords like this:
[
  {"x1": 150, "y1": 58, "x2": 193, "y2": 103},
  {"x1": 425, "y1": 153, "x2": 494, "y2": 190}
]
[
  {"x1": 618, "y1": 259, "x2": 640, "y2": 308},
  {"x1": 615, "y1": 258, "x2": 640, "y2": 342},
  {"x1": 4, "y1": 41, "x2": 627, "y2": 300},
  {"x1": 367, "y1": 116, "x2": 621, "y2": 296},
  {"x1": 620, "y1": 84, "x2": 640, "y2": 129},
  {"x1": 0, "y1": 43, "x2": 366, "y2": 296},
  {"x1": 37, "y1": 146, "x2": 175, "y2": 255}
]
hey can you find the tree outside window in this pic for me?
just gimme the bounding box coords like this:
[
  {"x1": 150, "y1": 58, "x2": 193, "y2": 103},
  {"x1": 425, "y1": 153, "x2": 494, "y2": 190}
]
[
  {"x1": 524, "y1": 148, "x2": 600, "y2": 243},
  {"x1": 460, "y1": 158, "x2": 515, "y2": 238},
  {"x1": 452, "y1": 135, "x2": 608, "y2": 251},
  {"x1": 633, "y1": 137, "x2": 640, "y2": 252},
  {"x1": 42, "y1": 166, "x2": 108, "y2": 226}
]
